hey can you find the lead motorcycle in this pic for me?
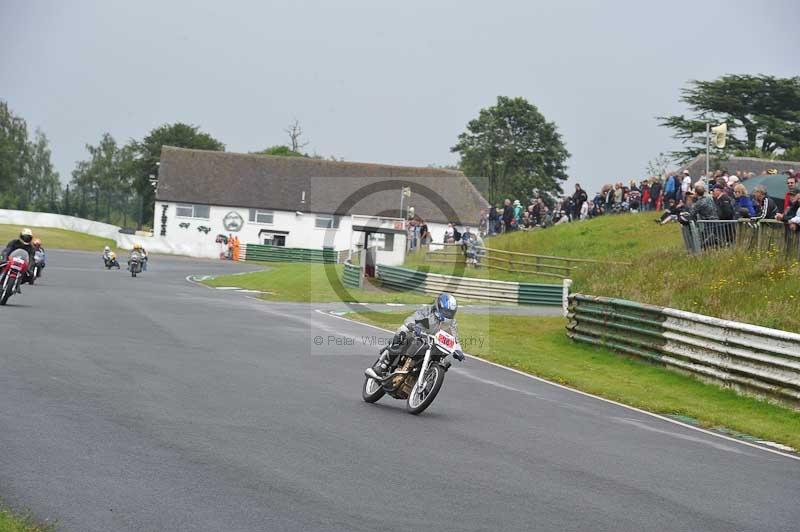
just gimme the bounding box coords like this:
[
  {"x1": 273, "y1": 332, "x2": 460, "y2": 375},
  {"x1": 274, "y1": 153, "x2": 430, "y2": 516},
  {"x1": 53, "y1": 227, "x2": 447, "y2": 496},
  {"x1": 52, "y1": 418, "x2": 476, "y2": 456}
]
[
  {"x1": 129, "y1": 251, "x2": 143, "y2": 278},
  {"x1": 363, "y1": 324, "x2": 464, "y2": 414},
  {"x1": 0, "y1": 249, "x2": 30, "y2": 306}
]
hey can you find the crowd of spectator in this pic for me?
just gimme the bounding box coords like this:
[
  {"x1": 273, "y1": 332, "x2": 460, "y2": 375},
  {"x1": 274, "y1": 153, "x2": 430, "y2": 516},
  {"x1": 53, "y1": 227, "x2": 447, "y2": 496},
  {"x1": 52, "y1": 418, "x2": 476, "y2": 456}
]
[{"x1": 478, "y1": 168, "x2": 800, "y2": 236}]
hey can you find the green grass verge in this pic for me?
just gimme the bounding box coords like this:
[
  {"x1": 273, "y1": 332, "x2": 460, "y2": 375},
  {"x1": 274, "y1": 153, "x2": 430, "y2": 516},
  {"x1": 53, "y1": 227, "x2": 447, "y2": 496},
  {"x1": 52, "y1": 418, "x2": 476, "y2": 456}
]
[
  {"x1": 349, "y1": 311, "x2": 800, "y2": 450},
  {"x1": 405, "y1": 214, "x2": 800, "y2": 332},
  {"x1": 0, "y1": 505, "x2": 55, "y2": 532},
  {"x1": 0, "y1": 225, "x2": 114, "y2": 252},
  {"x1": 203, "y1": 262, "x2": 434, "y2": 304}
]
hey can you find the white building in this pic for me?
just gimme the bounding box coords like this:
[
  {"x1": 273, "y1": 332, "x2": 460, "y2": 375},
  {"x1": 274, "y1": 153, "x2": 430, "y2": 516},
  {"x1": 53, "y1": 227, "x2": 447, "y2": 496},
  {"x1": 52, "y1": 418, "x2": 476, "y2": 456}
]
[{"x1": 152, "y1": 147, "x2": 487, "y2": 264}]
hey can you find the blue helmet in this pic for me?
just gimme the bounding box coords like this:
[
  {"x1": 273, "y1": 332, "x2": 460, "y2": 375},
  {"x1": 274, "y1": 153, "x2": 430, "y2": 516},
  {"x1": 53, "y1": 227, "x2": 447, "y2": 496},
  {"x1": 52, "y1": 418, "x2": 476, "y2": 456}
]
[{"x1": 434, "y1": 293, "x2": 458, "y2": 321}]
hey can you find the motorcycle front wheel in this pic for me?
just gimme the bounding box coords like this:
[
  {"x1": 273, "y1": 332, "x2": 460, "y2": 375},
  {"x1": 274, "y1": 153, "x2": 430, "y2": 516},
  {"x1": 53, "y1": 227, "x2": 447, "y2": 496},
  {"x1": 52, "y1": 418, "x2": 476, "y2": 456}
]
[
  {"x1": 406, "y1": 363, "x2": 446, "y2": 415},
  {"x1": 362, "y1": 375, "x2": 385, "y2": 403}
]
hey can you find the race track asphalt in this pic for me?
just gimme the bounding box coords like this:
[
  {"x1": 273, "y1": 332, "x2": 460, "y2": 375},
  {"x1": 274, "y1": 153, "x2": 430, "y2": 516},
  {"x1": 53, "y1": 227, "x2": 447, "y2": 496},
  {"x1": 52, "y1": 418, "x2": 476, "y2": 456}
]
[{"x1": 1, "y1": 250, "x2": 798, "y2": 532}]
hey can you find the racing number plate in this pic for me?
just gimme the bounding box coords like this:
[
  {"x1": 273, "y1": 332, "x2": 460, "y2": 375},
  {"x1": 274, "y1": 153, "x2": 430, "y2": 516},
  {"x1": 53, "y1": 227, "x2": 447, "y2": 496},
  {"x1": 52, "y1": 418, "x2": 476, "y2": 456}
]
[{"x1": 435, "y1": 330, "x2": 456, "y2": 351}]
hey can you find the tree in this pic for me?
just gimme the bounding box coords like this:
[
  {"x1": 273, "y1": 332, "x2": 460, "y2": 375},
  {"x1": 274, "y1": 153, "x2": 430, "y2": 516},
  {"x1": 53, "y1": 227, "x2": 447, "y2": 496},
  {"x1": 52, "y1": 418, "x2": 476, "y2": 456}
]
[
  {"x1": 70, "y1": 133, "x2": 134, "y2": 221},
  {"x1": 451, "y1": 96, "x2": 570, "y2": 203},
  {"x1": 284, "y1": 119, "x2": 309, "y2": 153},
  {"x1": 645, "y1": 152, "x2": 673, "y2": 180},
  {"x1": 131, "y1": 123, "x2": 225, "y2": 227},
  {"x1": 253, "y1": 145, "x2": 307, "y2": 157},
  {"x1": 659, "y1": 75, "x2": 800, "y2": 162},
  {"x1": 0, "y1": 100, "x2": 30, "y2": 208},
  {"x1": 25, "y1": 129, "x2": 61, "y2": 212}
]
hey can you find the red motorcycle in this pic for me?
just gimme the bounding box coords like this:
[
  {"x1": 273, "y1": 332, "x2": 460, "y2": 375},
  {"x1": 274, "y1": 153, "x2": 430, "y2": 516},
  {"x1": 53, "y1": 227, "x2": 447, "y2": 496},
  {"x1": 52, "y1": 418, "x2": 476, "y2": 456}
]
[{"x1": 0, "y1": 249, "x2": 30, "y2": 306}]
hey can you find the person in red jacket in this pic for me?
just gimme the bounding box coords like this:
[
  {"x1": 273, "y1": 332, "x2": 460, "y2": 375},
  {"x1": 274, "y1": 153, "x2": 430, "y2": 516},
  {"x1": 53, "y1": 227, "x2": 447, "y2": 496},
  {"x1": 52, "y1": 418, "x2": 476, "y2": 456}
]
[{"x1": 777, "y1": 174, "x2": 798, "y2": 221}]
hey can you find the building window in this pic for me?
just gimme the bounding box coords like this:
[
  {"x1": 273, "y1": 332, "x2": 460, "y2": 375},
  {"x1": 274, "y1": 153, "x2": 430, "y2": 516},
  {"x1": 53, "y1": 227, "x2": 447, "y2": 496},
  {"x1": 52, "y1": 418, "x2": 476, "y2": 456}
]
[
  {"x1": 368, "y1": 232, "x2": 394, "y2": 251},
  {"x1": 249, "y1": 209, "x2": 274, "y2": 224},
  {"x1": 176, "y1": 203, "x2": 210, "y2": 219},
  {"x1": 315, "y1": 214, "x2": 340, "y2": 229}
]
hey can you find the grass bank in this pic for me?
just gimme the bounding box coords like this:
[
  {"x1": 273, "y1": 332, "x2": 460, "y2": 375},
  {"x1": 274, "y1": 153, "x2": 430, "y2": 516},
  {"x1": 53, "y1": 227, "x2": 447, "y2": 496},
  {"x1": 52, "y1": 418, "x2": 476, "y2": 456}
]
[
  {"x1": 0, "y1": 505, "x2": 55, "y2": 532},
  {"x1": 203, "y1": 262, "x2": 433, "y2": 304},
  {"x1": 406, "y1": 214, "x2": 800, "y2": 332},
  {"x1": 350, "y1": 311, "x2": 800, "y2": 450},
  {"x1": 0, "y1": 225, "x2": 114, "y2": 252}
]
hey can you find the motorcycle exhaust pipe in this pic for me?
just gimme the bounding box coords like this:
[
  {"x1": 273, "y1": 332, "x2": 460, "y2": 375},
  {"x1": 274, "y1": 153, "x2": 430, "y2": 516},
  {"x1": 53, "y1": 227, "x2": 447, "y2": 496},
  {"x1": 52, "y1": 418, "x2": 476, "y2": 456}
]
[{"x1": 364, "y1": 368, "x2": 410, "y2": 382}]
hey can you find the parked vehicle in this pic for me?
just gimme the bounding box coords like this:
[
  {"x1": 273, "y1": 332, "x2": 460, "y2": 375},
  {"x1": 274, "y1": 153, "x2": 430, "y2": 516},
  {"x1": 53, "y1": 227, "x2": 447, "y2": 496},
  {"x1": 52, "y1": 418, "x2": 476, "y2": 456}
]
[
  {"x1": 0, "y1": 249, "x2": 30, "y2": 306},
  {"x1": 363, "y1": 325, "x2": 464, "y2": 414}
]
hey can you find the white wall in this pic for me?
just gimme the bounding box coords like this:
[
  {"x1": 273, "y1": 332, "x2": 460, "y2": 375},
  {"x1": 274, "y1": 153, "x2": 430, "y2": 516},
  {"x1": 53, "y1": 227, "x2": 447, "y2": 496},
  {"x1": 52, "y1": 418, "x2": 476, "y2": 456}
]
[
  {"x1": 0, "y1": 208, "x2": 121, "y2": 240},
  {"x1": 154, "y1": 201, "x2": 357, "y2": 255}
]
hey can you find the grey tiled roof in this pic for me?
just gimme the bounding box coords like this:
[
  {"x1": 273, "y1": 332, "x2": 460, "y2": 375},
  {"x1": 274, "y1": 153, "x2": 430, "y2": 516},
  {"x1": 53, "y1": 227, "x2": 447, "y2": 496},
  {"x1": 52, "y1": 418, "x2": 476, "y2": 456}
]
[{"x1": 156, "y1": 147, "x2": 488, "y2": 225}]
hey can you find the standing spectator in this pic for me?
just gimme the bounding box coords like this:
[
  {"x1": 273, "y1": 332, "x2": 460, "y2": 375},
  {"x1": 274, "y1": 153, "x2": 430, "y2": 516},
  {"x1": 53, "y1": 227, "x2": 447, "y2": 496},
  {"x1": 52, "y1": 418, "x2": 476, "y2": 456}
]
[
  {"x1": 776, "y1": 174, "x2": 798, "y2": 221},
  {"x1": 783, "y1": 191, "x2": 800, "y2": 231},
  {"x1": 418, "y1": 218, "x2": 430, "y2": 245},
  {"x1": 690, "y1": 183, "x2": 719, "y2": 221},
  {"x1": 478, "y1": 209, "x2": 489, "y2": 237},
  {"x1": 572, "y1": 184, "x2": 588, "y2": 220},
  {"x1": 681, "y1": 170, "x2": 692, "y2": 200},
  {"x1": 663, "y1": 174, "x2": 677, "y2": 203},
  {"x1": 712, "y1": 185, "x2": 735, "y2": 221},
  {"x1": 650, "y1": 179, "x2": 662, "y2": 211},
  {"x1": 579, "y1": 200, "x2": 589, "y2": 220},
  {"x1": 502, "y1": 199, "x2": 514, "y2": 232},
  {"x1": 444, "y1": 223, "x2": 455, "y2": 243},
  {"x1": 641, "y1": 180, "x2": 651, "y2": 211},
  {"x1": 733, "y1": 184, "x2": 755, "y2": 218},
  {"x1": 536, "y1": 198, "x2": 549, "y2": 226},
  {"x1": 488, "y1": 205, "x2": 499, "y2": 236},
  {"x1": 753, "y1": 186, "x2": 779, "y2": 220},
  {"x1": 513, "y1": 200, "x2": 523, "y2": 226}
]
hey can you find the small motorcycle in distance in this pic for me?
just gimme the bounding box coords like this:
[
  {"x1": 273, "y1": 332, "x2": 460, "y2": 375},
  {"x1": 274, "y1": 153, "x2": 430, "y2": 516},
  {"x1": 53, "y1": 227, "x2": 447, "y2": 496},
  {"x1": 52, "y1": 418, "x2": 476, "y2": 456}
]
[
  {"x1": 129, "y1": 251, "x2": 143, "y2": 278},
  {"x1": 363, "y1": 324, "x2": 464, "y2": 414},
  {"x1": 0, "y1": 249, "x2": 30, "y2": 306},
  {"x1": 31, "y1": 248, "x2": 45, "y2": 283},
  {"x1": 104, "y1": 251, "x2": 121, "y2": 270}
]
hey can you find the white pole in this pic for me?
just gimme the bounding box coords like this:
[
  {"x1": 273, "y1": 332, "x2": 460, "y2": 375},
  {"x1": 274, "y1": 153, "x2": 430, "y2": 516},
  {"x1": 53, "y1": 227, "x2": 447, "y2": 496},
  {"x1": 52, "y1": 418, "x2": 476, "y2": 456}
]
[
  {"x1": 562, "y1": 278, "x2": 573, "y2": 318},
  {"x1": 705, "y1": 122, "x2": 710, "y2": 177}
]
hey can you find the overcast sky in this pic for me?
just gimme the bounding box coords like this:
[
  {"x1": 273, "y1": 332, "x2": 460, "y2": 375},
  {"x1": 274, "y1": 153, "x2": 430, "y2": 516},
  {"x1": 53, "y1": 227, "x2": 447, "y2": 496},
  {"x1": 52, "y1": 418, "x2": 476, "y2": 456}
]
[{"x1": 2, "y1": 0, "x2": 798, "y2": 194}]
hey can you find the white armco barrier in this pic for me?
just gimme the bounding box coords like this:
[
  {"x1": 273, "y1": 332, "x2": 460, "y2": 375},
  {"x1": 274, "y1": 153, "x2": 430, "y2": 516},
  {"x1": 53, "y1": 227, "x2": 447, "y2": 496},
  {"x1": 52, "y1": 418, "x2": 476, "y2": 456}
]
[
  {"x1": 0, "y1": 209, "x2": 220, "y2": 259},
  {"x1": 0, "y1": 209, "x2": 121, "y2": 240},
  {"x1": 115, "y1": 233, "x2": 219, "y2": 259}
]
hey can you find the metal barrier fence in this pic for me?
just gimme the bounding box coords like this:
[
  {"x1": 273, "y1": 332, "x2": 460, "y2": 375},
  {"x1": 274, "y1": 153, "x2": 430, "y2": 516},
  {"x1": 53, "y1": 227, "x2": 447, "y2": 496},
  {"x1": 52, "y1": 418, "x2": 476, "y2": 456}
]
[
  {"x1": 377, "y1": 264, "x2": 566, "y2": 306},
  {"x1": 342, "y1": 260, "x2": 362, "y2": 289},
  {"x1": 682, "y1": 219, "x2": 800, "y2": 259},
  {"x1": 424, "y1": 243, "x2": 630, "y2": 279},
  {"x1": 242, "y1": 244, "x2": 337, "y2": 263},
  {"x1": 567, "y1": 294, "x2": 800, "y2": 405}
]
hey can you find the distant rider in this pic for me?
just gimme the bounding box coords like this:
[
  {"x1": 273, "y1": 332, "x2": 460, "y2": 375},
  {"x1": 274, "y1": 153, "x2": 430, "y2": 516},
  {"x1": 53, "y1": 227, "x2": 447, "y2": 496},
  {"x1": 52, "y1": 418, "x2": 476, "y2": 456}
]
[
  {"x1": 366, "y1": 293, "x2": 464, "y2": 380},
  {"x1": 2, "y1": 228, "x2": 36, "y2": 293},
  {"x1": 128, "y1": 243, "x2": 148, "y2": 271},
  {"x1": 32, "y1": 238, "x2": 46, "y2": 273}
]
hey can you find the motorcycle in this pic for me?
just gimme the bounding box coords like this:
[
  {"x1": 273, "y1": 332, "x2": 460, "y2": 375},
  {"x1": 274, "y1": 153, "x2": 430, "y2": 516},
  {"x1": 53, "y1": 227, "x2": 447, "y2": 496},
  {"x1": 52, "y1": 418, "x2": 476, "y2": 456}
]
[
  {"x1": 129, "y1": 251, "x2": 143, "y2": 278},
  {"x1": 104, "y1": 251, "x2": 121, "y2": 270},
  {"x1": 0, "y1": 249, "x2": 30, "y2": 306},
  {"x1": 31, "y1": 249, "x2": 45, "y2": 283},
  {"x1": 363, "y1": 324, "x2": 464, "y2": 414}
]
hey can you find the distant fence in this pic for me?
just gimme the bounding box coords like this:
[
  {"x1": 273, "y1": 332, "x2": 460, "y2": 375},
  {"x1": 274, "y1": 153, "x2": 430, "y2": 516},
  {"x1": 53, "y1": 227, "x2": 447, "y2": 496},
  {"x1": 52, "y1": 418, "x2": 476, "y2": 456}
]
[
  {"x1": 681, "y1": 219, "x2": 800, "y2": 259},
  {"x1": 566, "y1": 294, "x2": 800, "y2": 405},
  {"x1": 242, "y1": 244, "x2": 337, "y2": 263},
  {"x1": 424, "y1": 243, "x2": 629, "y2": 279},
  {"x1": 342, "y1": 260, "x2": 362, "y2": 288},
  {"x1": 377, "y1": 264, "x2": 567, "y2": 306}
]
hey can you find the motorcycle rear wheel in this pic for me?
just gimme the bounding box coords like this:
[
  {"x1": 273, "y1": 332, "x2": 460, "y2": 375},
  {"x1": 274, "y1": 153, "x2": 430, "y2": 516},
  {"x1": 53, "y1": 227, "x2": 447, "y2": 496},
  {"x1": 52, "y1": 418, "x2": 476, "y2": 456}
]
[{"x1": 406, "y1": 364, "x2": 445, "y2": 415}]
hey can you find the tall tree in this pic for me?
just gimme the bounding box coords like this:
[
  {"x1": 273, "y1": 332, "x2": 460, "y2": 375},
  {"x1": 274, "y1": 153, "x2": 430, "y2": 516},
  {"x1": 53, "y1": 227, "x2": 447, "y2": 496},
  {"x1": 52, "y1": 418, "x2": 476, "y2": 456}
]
[
  {"x1": 659, "y1": 75, "x2": 800, "y2": 162},
  {"x1": 0, "y1": 100, "x2": 31, "y2": 208},
  {"x1": 451, "y1": 96, "x2": 570, "y2": 203},
  {"x1": 26, "y1": 129, "x2": 61, "y2": 211},
  {"x1": 131, "y1": 123, "x2": 225, "y2": 227}
]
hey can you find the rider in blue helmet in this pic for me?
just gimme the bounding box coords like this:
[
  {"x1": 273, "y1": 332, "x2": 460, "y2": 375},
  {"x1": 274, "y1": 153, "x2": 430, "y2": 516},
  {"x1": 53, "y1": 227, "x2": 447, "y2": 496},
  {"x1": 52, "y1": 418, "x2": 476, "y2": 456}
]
[{"x1": 366, "y1": 292, "x2": 463, "y2": 378}]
